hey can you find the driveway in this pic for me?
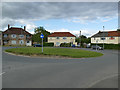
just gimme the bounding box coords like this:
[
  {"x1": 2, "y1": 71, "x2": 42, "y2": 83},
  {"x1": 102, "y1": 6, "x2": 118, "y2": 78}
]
[{"x1": 2, "y1": 47, "x2": 118, "y2": 88}]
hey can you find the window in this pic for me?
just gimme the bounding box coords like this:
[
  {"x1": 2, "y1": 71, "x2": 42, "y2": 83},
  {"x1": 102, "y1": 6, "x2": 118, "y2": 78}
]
[
  {"x1": 27, "y1": 41, "x2": 29, "y2": 43},
  {"x1": 56, "y1": 37, "x2": 59, "y2": 39},
  {"x1": 4, "y1": 40, "x2": 8, "y2": 43},
  {"x1": 11, "y1": 40, "x2": 16, "y2": 44},
  {"x1": 56, "y1": 42, "x2": 60, "y2": 46},
  {"x1": 110, "y1": 37, "x2": 115, "y2": 40},
  {"x1": 63, "y1": 37, "x2": 67, "y2": 39},
  {"x1": 101, "y1": 37, "x2": 105, "y2": 40},
  {"x1": 19, "y1": 40, "x2": 24, "y2": 45},
  {"x1": 11, "y1": 34, "x2": 16, "y2": 38},
  {"x1": 19, "y1": 35, "x2": 24, "y2": 38},
  {"x1": 50, "y1": 37, "x2": 52, "y2": 39},
  {"x1": 26, "y1": 35, "x2": 30, "y2": 38},
  {"x1": 4, "y1": 34, "x2": 8, "y2": 37},
  {"x1": 94, "y1": 37, "x2": 96, "y2": 40}
]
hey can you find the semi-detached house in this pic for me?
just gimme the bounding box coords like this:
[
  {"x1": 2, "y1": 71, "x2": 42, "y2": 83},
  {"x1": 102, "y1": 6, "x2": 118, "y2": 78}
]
[
  {"x1": 48, "y1": 32, "x2": 77, "y2": 46},
  {"x1": 2, "y1": 25, "x2": 32, "y2": 46},
  {"x1": 91, "y1": 31, "x2": 120, "y2": 44}
]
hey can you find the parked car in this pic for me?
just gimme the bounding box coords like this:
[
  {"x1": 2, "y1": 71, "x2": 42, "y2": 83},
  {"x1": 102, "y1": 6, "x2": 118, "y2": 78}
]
[
  {"x1": 86, "y1": 43, "x2": 91, "y2": 48},
  {"x1": 91, "y1": 45, "x2": 103, "y2": 50},
  {"x1": 33, "y1": 44, "x2": 42, "y2": 47},
  {"x1": 72, "y1": 44, "x2": 76, "y2": 47}
]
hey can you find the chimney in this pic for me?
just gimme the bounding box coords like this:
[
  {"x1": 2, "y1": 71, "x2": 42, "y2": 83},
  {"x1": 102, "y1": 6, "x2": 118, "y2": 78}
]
[
  {"x1": 24, "y1": 26, "x2": 26, "y2": 30},
  {"x1": 8, "y1": 24, "x2": 10, "y2": 29}
]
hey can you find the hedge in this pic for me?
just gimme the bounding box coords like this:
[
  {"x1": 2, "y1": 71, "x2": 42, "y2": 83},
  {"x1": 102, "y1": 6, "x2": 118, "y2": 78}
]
[
  {"x1": 91, "y1": 43, "x2": 120, "y2": 50},
  {"x1": 43, "y1": 42, "x2": 54, "y2": 47},
  {"x1": 60, "y1": 43, "x2": 71, "y2": 47}
]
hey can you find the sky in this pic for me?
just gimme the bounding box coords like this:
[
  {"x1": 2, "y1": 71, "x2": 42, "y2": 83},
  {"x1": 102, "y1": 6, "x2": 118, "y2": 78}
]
[{"x1": 1, "y1": 2, "x2": 118, "y2": 37}]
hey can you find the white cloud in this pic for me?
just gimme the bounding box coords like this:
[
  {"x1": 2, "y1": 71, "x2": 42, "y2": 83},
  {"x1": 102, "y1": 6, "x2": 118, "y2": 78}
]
[{"x1": 48, "y1": 28, "x2": 95, "y2": 37}]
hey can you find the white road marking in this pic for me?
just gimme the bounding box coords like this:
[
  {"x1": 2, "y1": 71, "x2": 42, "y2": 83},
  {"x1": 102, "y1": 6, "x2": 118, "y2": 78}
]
[{"x1": 0, "y1": 72, "x2": 5, "y2": 76}]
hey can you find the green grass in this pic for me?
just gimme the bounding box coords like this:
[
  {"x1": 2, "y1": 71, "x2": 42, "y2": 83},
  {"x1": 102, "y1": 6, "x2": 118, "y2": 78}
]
[{"x1": 5, "y1": 47, "x2": 103, "y2": 58}]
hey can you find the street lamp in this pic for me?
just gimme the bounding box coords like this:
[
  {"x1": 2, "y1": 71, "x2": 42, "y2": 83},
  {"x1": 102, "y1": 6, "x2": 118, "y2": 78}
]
[
  {"x1": 103, "y1": 26, "x2": 105, "y2": 50},
  {"x1": 96, "y1": 39, "x2": 98, "y2": 51},
  {"x1": 80, "y1": 31, "x2": 81, "y2": 48}
]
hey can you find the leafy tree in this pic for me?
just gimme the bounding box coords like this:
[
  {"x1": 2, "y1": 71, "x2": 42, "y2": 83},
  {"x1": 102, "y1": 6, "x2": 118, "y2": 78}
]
[
  {"x1": 75, "y1": 35, "x2": 91, "y2": 44},
  {"x1": 117, "y1": 29, "x2": 120, "y2": 31},
  {"x1": 32, "y1": 26, "x2": 50, "y2": 44}
]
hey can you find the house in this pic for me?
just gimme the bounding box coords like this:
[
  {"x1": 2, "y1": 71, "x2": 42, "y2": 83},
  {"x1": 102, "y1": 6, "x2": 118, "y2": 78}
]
[
  {"x1": 48, "y1": 32, "x2": 77, "y2": 46},
  {"x1": 91, "y1": 31, "x2": 120, "y2": 44},
  {"x1": 2, "y1": 24, "x2": 32, "y2": 46}
]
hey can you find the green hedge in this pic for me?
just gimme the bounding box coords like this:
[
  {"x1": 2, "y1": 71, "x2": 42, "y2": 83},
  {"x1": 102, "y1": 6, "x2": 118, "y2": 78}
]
[
  {"x1": 43, "y1": 42, "x2": 54, "y2": 47},
  {"x1": 60, "y1": 43, "x2": 71, "y2": 47},
  {"x1": 91, "y1": 43, "x2": 120, "y2": 50}
]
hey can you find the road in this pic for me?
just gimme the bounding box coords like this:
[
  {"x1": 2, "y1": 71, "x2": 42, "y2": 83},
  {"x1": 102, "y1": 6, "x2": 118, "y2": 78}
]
[{"x1": 2, "y1": 47, "x2": 118, "y2": 88}]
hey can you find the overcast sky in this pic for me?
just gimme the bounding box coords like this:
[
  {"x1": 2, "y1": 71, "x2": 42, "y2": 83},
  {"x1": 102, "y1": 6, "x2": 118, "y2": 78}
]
[{"x1": 1, "y1": 2, "x2": 118, "y2": 37}]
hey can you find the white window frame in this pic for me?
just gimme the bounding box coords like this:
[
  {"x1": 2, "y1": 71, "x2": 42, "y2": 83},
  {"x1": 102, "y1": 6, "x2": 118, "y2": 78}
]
[
  {"x1": 56, "y1": 37, "x2": 59, "y2": 39},
  {"x1": 11, "y1": 34, "x2": 16, "y2": 38},
  {"x1": 4, "y1": 34, "x2": 8, "y2": 37},
  {"x1": 19, "y1": 40, "x2": 24, "y2": 45},
  {"x1": 11, "y1": 40, "x2": 16, "y2": 44},
  {"x1": 19, "y1": 35, "x2": 24, "y2": 38},
  {"x1": 63, "y1": 37, "x2": 67, "y2": 39},
  {"x1": 4, "y1": 40, "x2": 8, "y2": 44}
]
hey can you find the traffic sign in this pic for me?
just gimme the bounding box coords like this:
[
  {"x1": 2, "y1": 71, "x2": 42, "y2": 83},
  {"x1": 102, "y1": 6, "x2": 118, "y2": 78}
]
[{"x1": 40, "y1": 34, "x2": 44, "y2": 38}]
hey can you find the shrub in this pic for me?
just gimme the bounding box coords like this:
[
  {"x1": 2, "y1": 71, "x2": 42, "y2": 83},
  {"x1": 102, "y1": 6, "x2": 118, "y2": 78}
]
[
  {"x1": 60, "y1": 43, "x2": 71, "y2": 47},
  {"x1": 91, "y1": 43, "x2": 120, "y2": 50},
  {"x1": 43, "y1": 42, "x2": 54, "y2": 47}
]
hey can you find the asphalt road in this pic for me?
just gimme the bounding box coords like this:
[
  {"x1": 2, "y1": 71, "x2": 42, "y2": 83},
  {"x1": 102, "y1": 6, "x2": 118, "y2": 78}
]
[{"x1": 2, "y1": 47, "x2": 118, "y2": 88}]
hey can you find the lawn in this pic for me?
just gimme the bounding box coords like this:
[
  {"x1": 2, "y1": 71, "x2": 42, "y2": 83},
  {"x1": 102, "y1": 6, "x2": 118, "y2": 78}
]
[{"x1": 5, "y1": 47, "x2": 103, "y2": 58}]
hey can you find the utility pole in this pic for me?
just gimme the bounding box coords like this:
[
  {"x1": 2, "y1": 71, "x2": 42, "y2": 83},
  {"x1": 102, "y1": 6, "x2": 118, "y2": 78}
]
[
  {"x1": 80, "y1": 31, "x2": 81, "y2": 48},
  {"x1": 103, "y1": 26, "x2": 105, "y2": 50}
]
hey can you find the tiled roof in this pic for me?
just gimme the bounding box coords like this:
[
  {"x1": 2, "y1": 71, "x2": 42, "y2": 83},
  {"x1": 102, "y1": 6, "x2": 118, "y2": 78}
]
[
  {"x1": 91, "y1": 31, "x2": 120, "y2": 37},
  {"x1": 91, "y1": 31, "x2": 108, "y2": 37},
  {"x1": 3, "y1": 27, "x2": 32, "y2": 35},
  {"x1": 108, "y1": 31, "x2": 120, "y2": 37},
  {"x1": 48, "y1": 32, "x2": 76, "y2": 37}
]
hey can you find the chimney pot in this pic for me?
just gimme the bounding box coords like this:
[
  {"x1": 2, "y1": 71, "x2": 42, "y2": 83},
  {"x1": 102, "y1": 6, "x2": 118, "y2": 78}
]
[
  {"x1": 8, "y1": 24, "x2": 10, "y2": 29},
  {"x1": 24, "y1": 26, "x2": 26, "y2": 30}
]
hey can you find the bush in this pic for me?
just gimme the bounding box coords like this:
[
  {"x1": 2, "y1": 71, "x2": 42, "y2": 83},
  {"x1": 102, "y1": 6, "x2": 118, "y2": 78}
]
[
  {"x1": 43, "y1": 42, "x2": 54, "y2": 47},
  {"x1": 60, "y1": 43, "x2": 71, "y2": 47},
  {"x1": 91, "y1": 43, "x2": 120, "y2": 50}
]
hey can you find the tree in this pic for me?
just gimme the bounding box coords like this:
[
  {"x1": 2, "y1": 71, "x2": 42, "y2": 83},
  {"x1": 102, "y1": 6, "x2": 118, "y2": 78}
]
[
  {"x1": 117, "y1": 29, "x2": 120, "y2": 31},
  {"x1": 75, "y1": 35, "x2": 91, "y2": 44},
  {"x1": 32, "y1": 26, "x2": 50, "y2": 44}
]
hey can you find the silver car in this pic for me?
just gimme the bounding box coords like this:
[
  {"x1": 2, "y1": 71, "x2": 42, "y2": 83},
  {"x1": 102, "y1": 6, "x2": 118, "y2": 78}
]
[{"x1": 91, "y1": 45, "x2": 103, "y2": 50}]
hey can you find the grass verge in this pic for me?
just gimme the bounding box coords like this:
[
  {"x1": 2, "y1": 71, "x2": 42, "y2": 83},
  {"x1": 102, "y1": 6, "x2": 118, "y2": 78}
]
[{"x1": 5, "y1": 47, "x2": 103, "y2": 58}]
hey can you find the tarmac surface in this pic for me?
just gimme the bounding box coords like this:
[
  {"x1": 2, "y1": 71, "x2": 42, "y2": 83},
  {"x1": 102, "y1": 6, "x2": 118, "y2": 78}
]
[{"x1": 2, "y1": 47, "x2": 118, "y2": 88}]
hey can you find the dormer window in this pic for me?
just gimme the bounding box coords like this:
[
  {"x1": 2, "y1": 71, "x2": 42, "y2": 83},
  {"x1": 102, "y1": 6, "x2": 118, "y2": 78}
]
[
  {"x1": 19, "y1": 35, "x2": 24, "y2": 38},
  {"x1": 11, "y1": 34, "x2": 16, "y2": 38}
]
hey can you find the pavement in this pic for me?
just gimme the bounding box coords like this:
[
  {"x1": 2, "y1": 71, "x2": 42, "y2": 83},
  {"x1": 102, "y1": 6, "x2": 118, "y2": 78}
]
[{"x1": 2, "y1": 47, "x2": 118, "y2": 88}]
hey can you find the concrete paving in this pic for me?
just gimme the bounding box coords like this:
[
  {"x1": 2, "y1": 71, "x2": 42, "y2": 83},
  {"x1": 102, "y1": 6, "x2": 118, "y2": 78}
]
[{"x1": 2, "y1": 47, "x2": 118, "y2": 88}]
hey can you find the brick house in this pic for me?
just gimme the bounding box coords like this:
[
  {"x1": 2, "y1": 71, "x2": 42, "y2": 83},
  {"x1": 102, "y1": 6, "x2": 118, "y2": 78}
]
[
  {"x1": 91, "y1": 31, "x2": 120, "y2": 44},
  {"x1": 2, "y1": 25, "x2": 32, "y2": 46},
  {"x1": 48, "y1": 32, "x2": 77, "y2": 46}
]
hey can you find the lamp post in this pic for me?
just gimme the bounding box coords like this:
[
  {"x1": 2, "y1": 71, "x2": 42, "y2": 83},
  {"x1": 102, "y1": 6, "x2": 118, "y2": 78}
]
[
  {"x1": 96, "y1": 39, "x2": 98, "y2": 51},
  {"x1": 103, "y1": 26, "x2": 105, "y2": 50},
  {"x1": 40, "y1": 33, "x2": 44, "y2": 53},
  {"x1": 80, "y1": 31, "x2": 81, "y2": 48}
]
